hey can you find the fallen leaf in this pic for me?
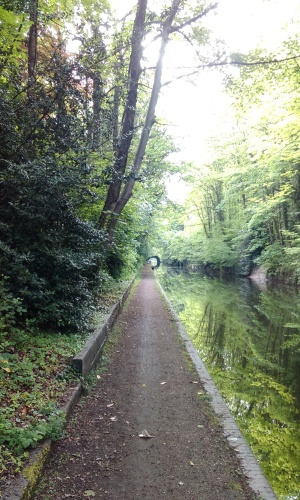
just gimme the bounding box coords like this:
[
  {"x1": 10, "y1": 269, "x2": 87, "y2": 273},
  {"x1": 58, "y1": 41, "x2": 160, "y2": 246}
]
[
  {"x1": 2, "y1": 367, "x2": 11, "y2": 373},
  {"x1": 138, "y1": 429, "x2": 154, "y2": 438},
  {"x1": 191, "y1": 381, "x2": 198, "y2": 384},
  {"x1": 197, "y1": 424, "x2": 204, "y2": 429},
  {"x1": 96, "y1": 375, "x2": 101, "y2": 380},
  {"x1": 160, "y1": 381, "x2": 167, "y2": 385},
  {"x1": 107, "y1": 403, "x2": 114, "y2": 408},
  {"x1": 83, "y1": 490, "x2": 95, "y2": 497},
  {"x1": 189, "y1": 461, "x2": 195, "y2": 466},
  {"x1": 178, "y1": 481, "x2": 184, "y2": 486}
]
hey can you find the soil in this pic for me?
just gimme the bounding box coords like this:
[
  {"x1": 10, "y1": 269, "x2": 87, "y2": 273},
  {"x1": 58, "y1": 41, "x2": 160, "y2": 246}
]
[{"x1": 32, "y1": 265, "x2": 259, "y2": 500}]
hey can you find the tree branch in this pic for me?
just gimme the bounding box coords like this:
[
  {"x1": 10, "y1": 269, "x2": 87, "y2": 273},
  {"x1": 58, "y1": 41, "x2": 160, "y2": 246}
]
[
  {"x1": 161, "y1": 55, "x2": 300, "y2": 86},
  {"x1": 170, "y1": 2, "x2": 219, "y2": 33}
]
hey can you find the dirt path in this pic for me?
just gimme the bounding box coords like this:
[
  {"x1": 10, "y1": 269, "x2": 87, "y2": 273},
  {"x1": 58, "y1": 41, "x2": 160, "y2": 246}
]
[{"x1": 33, "y1": 266, "x2": 258, "y2": 499}]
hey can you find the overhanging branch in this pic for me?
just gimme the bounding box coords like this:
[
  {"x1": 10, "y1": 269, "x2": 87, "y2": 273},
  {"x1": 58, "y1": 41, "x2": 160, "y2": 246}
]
[
  {"x1": 170, "y1": 2, "x2": 219, "y2": 33},
  {"x1": 162, "y1": 54, "x2": 300, "y2": 86}
]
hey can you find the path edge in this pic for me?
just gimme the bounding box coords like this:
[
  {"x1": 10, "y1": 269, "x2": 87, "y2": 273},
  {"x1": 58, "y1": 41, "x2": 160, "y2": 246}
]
[
  {"x1": 156, "y1": 277, "x2": 278, "y2": 500},
  {"x1": 2, "y1": 277, "x2": 136, "y2": 500}
]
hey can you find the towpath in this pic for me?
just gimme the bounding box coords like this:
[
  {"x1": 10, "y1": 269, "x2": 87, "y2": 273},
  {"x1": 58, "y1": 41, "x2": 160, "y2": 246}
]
[{"x1": 33, "y1": 265, "x2": 261, "y2": 499}]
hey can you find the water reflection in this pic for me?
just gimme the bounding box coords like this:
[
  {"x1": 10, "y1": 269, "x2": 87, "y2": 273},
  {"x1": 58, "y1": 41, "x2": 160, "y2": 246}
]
[{"x1": 157, "y1": 267, "x2": 300, "y2": 500}]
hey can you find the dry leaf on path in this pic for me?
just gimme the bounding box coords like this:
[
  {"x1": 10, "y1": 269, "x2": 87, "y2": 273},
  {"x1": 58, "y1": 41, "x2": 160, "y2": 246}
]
[
  {"x1": 83, "y1": 491, "x2": 96, "y2": 497},
  {"x1": 160, "y1": 381, "x2": 167, "y2": 385},
  {"x1": 138, "y1": 429, "x2": 154, "y2": 438}
]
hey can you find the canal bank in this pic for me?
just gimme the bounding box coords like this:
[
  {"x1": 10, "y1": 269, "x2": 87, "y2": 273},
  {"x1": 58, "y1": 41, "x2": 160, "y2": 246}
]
[{"x1": 31, "y1": 265, "x2": 275, "y2": 499}]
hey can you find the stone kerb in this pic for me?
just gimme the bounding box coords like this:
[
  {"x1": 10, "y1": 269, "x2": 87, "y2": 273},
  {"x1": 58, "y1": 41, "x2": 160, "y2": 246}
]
[
  {"x1": 72, "y1": 302, "x2": 119, "y2": 376},
  {"x1": 72, "y1": 279, "x2": 133, "y2": 377}
]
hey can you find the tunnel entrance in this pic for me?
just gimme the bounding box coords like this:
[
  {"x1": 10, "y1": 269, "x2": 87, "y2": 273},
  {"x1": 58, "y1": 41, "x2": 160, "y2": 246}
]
[{"x1": 147, "y1": 255, "x2": 161, "y2": 269}]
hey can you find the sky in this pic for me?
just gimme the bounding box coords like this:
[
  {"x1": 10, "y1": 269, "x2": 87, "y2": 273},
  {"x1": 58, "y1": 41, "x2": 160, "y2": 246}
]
[
  {"x1": 160, "y1": 0, "x2": 299, "y2": 158},
  {"x1": 110, "y1": 0, "x2": 300, "y2": 201}
]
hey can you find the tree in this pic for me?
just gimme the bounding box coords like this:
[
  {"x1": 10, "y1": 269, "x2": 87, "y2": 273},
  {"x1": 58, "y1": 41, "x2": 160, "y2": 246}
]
[
  {"x1": 0, "y1": 0, "x2": 114, "y2": 330},
  {"x1": 167, "y1": 31, "x2": 300, "y2": 278},
  {"x1": 27, "y1": 0, "x2": 38, "y2": 88},
  {"x1": 99, "y1": 0, "x2": 218, "y2": 239}
]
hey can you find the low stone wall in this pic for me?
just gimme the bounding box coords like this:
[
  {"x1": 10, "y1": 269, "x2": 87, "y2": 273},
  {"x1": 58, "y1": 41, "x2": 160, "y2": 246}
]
[
  {"x1": 71, "y1": 277, "x2": 134, "y2": 378},
  {"x1": 72, "y1": 281, "x2": 133, "y2": 376}
]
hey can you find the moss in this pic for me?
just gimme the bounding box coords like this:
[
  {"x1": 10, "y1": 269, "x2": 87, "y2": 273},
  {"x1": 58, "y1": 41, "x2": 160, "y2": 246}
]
[{"x1": 21, "y1": 441, "x2": 52, "y2": 500}]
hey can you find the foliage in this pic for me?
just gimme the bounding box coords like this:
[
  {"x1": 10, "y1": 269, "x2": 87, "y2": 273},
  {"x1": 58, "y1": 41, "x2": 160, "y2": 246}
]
[
  {"x1": 0, "y1": 407, "x2": 65, "y2": 454},
  {"x1": 0, "y1": 0, "x2": 189, "y2": 333},
  {"x1": 0, "y1": 278, "x2": 86, "y2": 487},
  {"x1": 151, "y1": 33, "x2": 300, "y2": 280},
  {"x1": 0, "y1": 272, "x2": 131, "y2": 488},
  {"x1": 0, "y1": 159, "x2": 106, "y2": 330}
]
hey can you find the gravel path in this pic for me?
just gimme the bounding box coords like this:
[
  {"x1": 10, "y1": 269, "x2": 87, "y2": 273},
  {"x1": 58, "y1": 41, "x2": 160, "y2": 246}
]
[{"x1": 33, "y1": 265, "x2": 258, "y2": 499}]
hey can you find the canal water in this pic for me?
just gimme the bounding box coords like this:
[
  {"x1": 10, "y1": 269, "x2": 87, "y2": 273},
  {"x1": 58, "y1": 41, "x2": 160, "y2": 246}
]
[{"x1": 156, "y1": 267, "x2": 300, "y2": 500}]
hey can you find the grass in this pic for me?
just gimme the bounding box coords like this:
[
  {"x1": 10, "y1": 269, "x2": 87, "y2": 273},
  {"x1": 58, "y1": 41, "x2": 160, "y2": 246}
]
[{"x1": 0, "y1": 276, "x2": 133, "y2": 494}]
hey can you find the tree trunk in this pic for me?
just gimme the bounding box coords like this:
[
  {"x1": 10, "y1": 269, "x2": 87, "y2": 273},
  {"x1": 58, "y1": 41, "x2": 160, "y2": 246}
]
[
  {"x1": 99, "y1": 0, "x2": 218, "y2": 239},
  {"x1": 106, "y1": 0, "x2": 182, "y2": 238},
  {"x1": 85, "y1": 78, "x2": 92, "y2": 144},
  {"x1": 92, "y1": 74, "x2": 102, "y2": 150},
  {"x1": 99, "y1": 0, "x2": 148, "y2": 228},
  {"x1": 28, "y1": 0, "x2": 38, "y2": 90},
  {"x1": 112, "y1": 45, "x2": 125, "y2": 152}
]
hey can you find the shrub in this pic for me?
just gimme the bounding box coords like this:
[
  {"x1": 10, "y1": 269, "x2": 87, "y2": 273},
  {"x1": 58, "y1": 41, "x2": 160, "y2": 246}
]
[{"x1": 0, "y1": 159, "x2": 105, "y2": 331}]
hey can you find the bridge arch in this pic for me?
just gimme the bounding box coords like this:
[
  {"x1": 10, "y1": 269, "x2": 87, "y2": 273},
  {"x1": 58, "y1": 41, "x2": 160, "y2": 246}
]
[{"x1": 147, "y1": 255, "x2": 161, "y2": 269}]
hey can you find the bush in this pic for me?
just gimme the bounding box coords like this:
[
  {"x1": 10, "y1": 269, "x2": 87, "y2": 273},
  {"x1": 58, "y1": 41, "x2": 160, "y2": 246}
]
[{"x1": 0, "y1": 159, "x2": 105, "y2": 331}]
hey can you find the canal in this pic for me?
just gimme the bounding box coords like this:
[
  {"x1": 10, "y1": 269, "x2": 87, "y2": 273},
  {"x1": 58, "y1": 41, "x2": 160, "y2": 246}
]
[{"x1": 156, "y1": 266, "x2": 300, "y2": 500}]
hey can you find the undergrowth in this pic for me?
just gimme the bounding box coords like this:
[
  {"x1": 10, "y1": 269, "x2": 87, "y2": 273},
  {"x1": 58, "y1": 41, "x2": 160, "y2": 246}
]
[{"x1": 0, "y1": 275, "x2": 132, "y2": 493}]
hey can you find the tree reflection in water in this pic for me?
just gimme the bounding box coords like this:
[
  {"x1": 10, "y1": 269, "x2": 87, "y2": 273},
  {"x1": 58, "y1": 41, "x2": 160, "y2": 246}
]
[{"x1": 157, "y1": 267, "x2": 300, "y2": 500}]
